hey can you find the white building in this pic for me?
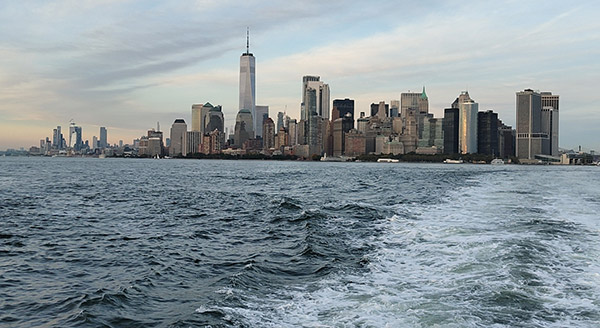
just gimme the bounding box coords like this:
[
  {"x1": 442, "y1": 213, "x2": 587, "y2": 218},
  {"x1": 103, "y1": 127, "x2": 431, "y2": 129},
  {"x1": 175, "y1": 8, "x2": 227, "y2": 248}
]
[{"x1": 239, "y1": 30, "x2": 256, "y2": 133}]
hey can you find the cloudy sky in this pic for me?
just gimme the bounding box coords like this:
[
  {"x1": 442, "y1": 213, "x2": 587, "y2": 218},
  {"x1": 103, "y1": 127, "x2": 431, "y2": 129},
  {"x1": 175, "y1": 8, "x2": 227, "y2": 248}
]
[{"x1": 1, "y1": 0, "x2": 599, "y2": 151}]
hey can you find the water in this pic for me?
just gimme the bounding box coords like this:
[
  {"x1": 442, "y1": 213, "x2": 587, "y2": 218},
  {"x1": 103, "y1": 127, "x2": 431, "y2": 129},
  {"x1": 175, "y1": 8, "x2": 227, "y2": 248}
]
[{"x1": 1, "y1": 157, "x2": 599, "y2": 327}]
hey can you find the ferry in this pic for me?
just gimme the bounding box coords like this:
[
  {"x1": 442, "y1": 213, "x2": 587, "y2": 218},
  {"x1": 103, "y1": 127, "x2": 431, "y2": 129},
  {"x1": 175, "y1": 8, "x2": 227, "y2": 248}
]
[
  {"x1": 443, "y1": 159, "x2": 464, "y2": 164},
  {"x1": 490, "y1": 158, "x2": 505, "y2": 165},
  {"x1": 377, "y1": 158, "x2": 399, "y2": 163}
]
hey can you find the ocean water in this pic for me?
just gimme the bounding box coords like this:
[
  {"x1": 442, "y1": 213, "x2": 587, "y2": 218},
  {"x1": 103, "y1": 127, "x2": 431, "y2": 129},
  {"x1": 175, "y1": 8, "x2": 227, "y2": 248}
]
[{"x1": 0, "y1": 157, "x2": 599, "y2": 327}]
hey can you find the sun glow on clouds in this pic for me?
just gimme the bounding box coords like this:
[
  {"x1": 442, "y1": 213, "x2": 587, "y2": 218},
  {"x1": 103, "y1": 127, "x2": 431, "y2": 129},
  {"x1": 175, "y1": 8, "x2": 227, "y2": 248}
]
[{"x1": 0, "y1": 0, "x2": 599, "y2": 150}]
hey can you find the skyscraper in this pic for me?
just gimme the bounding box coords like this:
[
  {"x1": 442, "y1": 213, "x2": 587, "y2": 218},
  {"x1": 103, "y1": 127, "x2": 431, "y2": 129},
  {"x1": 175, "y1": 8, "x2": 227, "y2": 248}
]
[
  {"x1": 276, "y1": 112, "x2": 284, "y2": 132},
  {"x1": 400, "y1": 87, "x2": 429, "y2": 117},
  {"x1": 204, "y1": 104, "x2": 224, "y2": 135},
  {"x1": 239, "y1": 29, "x2": 256, "y2": 133},
  {"x1": 332, "y1": 98, "x2": 354, "y2": 121},
  {"x1": 301, "y1": 76, "x2": 330, "y2": 120},
  {"x1": 68, "y1": 121, "x2": 82, "y2": 151},
  {"x1": 457, "y1": 92, "x2": 478, "y2": 154},
  {"x1": 477, "y1": 110, "x2": 499, "y2": 156},
  {"x1": 191, "y1": 104, "x2": 203, "y2": 132},
  {"x1": 443, "y1": 108, "x2": 459, "y2": 154},
  {"x1": 263, "y1": 117, "x2": 275, "y2": 150},
  {"x1": 234, "y1": 109, "x2": 253, "y2": 148},
  {"x1": 516, "y1": 89, "x2": 549, "y2": 159},
  {"x1": 99, "y1": 127, "x2": 107, "y2": 148},
  {"x1": 255, "y1": 105, "x2": 269, "y2": 137},
  {"x1": 169, "y1": 119, "x2": 187, "y2": 156},
  {"x1": 541, "y1": 92, "x2": 559, "y2": 156}
]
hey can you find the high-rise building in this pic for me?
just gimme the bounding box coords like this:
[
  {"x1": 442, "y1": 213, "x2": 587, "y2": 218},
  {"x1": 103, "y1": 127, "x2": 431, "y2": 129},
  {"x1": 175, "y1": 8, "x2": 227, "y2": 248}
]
[
  {"x1": 52, "y1": 126, "x2": 63, "y2": 149},
  {"x1": 516, "y1": 89, "x2": 548, "y2": 159},
  {"x1": 390, "y1": 100, "x2": 400, "y2": 118},
  {"x1": 370, "y1": 102, "x2": 389, "y2": 118},
  {"x1": 68, "y1": 121, "x2": 83, "y2": 151},
  {"x1": 239, "y1": 29, "x2": 256, "y2": 133},
  {"x1": 498, "y1": 120, "x2": 515, "y2": 159},
  {"x1": 234, "y1": 109, "x2": 253, "y2": 148},
  {"x1": 255, "y1": 105, "x2": 269, "y2": 137},
  {"x1": 91, "y1": 136, "x2": 98, "y2": 150},
  {"x1": 541, "y1": 92, "x2": 559, "y2": 156},
  {"x1": 401, "y1": 87, "x2": 429, "y2": 118},
  {"x1": 332, "y1": 114, "x2": 354, "y2": 156},
  {"x1": 443, "y1": 108, "x2": 459, "y2": 154},
  {"x1": 276, "y1": 112, "x2": 284, "y2": 132},
  {"x1": 332, "y1": 98, "x2": 354, "y2": 121},
  {"x1": 301, "y1": 76, "x2": 330, "y2": 120},
  {"x1": 186, "y1": 131, "x2": 202, "y2": 154},
  {"x1": 99, "y1": 126, "x2": 107, "y2": 148},
  {"x1": 263, "y1": 117, "x2": 275, "y2": 150},
  {"x1": 169, "y1": 119, "x2": 187, "y2": 157},
  {"x1": 418, "y1": 117, "x2": 444, "y2": 149},
  {"x1": 458, "y1": 92, "x2": 478, "y2": 154},
  {"x1": 477, "y1": 110, "x2": 499, "y2": 156},
  {"x1": 288, "y1": 119, "x2": 298, "y2": 146},
  {"x1": 191, "y1": 104, "x2": 203, "y2": 132},
  {"x1": 204, "y1": 105, "x2": 224, "y2": 136}
]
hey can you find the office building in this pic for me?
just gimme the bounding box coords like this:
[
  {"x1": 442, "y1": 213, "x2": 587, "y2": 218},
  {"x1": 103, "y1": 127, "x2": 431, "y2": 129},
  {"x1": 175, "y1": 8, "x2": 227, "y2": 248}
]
[
  {"x1": 204, "y1": 104, "x2": 224, "y2": 135},
  {"x1": 255, "y1": 105, "x2": 269, "y2": 137},
  {"x1": 516, "y1": 89, "x2": 547, "y2": 159},
  {"x1": 98, "y1": 127, "x2": 107, "y2": 148},
  {"x1": 239, "y1": 29, "x2": 256, "y2": 132},
  {"x1": 477, "y1": 110, "x2": 499, "y2": 156},
  {"x1": 276, "y1": 112, "x2": 284, "y2": 132},
  {"x1": 458, "y1": 93, "x2": 478, "y2": 154},
  {"x1": 68, "y1": 121, "x2": 83, "y2": 151},
  {"x1": 169, "y1": 119, "x2": 187, "y2": 157},
  {"x1": 332, "y1": 98, "x2": 354, "y2": 121},
  {"x1": 541, "y1": 92, "x2": 559, "y2": 156},
  {"x1": 263, "y1": 117, "x2": 275, "y2": 150},
  {"x1": 301, "y1": 76, "x2": 330, "y2": 120},
  {"x1": 443, "y1": 108, "x2": 459, "y2": 154},
  {"x1": 186, "y1": 131, "x2": 202, "y2": 155},
  {"x1": 401, "y1": 87, "x2": 429, "y2": 118},
  {"x1": 234, "y1": 109, "x2": 253, "y2": 148},
  {"x1": 191, "y1": 104, "x2": 203, "y2": 132}
]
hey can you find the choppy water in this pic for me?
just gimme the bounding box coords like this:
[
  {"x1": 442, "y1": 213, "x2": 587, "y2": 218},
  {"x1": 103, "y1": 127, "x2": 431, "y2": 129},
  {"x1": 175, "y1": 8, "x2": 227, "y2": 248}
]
[{"x1": 1, "y1": 157, "x2": 599, "y2": 327}]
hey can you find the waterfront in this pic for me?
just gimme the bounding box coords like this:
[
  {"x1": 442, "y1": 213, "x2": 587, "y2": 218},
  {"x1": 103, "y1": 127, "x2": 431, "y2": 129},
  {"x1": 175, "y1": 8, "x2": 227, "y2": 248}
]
[{"x1": 1, "y1": 157, "x2": 599, "y2": 327}]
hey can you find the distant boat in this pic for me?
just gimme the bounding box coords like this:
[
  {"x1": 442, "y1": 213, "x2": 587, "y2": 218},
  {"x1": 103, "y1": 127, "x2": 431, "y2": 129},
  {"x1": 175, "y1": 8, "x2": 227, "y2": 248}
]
[
  {"x1": 377, "y1": 158, "x2": 399, "y2": 163},
  {"x1": 320, "y1": 154, "x2": 342, "y2": 162},
  {"x1": 443, "y1": 159, "x2": 464, "y2": 164},
  {"x1": 491, "y1": 158, "x2": 505, "y2": 165},
  {"x1": 320, "y1": 154, "x2": 351, "y2": 162}
]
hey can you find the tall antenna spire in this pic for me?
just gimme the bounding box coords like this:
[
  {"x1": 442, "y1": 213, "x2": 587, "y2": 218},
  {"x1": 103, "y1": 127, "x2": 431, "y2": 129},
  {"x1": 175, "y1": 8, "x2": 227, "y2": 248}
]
[{"x1": 246, "y1": 27, "x2": 249, "y2": 54}]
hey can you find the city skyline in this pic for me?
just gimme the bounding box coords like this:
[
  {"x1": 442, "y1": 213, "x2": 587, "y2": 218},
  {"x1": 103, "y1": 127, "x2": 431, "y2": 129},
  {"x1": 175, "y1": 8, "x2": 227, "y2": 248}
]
[{"x1": 1, "y1": 1, "x2": 599, "y2": 151}]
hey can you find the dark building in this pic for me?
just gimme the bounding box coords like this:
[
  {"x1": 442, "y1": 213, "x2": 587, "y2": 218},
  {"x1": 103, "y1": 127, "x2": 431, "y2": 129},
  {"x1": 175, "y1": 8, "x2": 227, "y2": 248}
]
[
  {"x1": 498, "y1": 121, "x2": 515, "y2": 159},
  {"x1": 477, "y1": 110, "x2": 499, "y2": 156},
  {"x1": 370, "y1": 103, "x2": 389, "y2": 117},
  {"x1": 443, "y1": 108, "x2": 459, "y2": 154},
  {"x1": 332, "y1": 98, "x2": 354, "y2": 121}
]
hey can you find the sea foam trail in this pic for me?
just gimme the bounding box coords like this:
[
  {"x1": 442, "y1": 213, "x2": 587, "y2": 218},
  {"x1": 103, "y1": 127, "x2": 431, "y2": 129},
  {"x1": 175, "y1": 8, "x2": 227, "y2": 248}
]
[{"x1": 223, "y1": 167, "x2": 600, "y2": 327}]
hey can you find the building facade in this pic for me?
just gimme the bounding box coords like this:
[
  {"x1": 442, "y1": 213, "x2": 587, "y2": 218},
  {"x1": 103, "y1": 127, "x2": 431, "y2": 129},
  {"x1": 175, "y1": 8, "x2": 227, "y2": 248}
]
[
  {"x1": 169, "y1": 119, "x2": 187, "y2": 157},
  {"x1": 458, "y1": 95, "x2": 478, "y2": 154},
  {"x1": 477, "y1": 110, "x2": 499, "y2": 156},
  {"x1": 516, "y1": 89, "x2": 547, "y2": 159},
  {"x1": 239, "y1": 30, "x2": 256, "y2": 133}
]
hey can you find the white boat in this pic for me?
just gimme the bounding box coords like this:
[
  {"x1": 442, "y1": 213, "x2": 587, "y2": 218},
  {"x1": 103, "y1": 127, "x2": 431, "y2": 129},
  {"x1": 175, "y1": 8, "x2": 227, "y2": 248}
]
[
  {"x1": 490, "y1": 158, "x2": 505, "y2": 165},
  {"x1": 377, "y1": 158, "x2": 399, "y2": 163},
  {"x1": 443, "y1": 159, "x2": 464, "y2": 164}
]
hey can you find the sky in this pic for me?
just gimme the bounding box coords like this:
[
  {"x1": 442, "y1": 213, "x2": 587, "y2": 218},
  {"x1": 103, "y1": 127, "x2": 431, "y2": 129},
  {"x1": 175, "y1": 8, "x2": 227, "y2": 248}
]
[{"x1": 1, "y1": 0, "x2": 599, "y2": 151}]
